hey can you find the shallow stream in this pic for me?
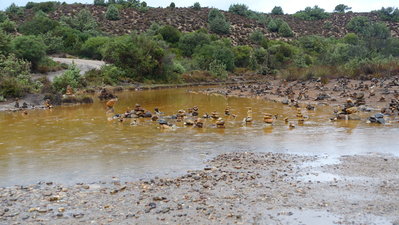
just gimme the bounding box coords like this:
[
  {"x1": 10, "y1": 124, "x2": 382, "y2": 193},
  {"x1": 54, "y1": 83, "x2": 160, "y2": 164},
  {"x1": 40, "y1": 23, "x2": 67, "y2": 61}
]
[{"x1": 1, "y1": 87, "x2": 398, "y2": 187}]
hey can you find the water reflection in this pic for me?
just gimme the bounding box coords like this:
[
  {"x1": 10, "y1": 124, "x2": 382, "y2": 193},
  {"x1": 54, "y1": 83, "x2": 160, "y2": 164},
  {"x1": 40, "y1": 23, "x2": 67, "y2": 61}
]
[{"x1": 0, "y1": 87, "x2": 398, "y2": 186}]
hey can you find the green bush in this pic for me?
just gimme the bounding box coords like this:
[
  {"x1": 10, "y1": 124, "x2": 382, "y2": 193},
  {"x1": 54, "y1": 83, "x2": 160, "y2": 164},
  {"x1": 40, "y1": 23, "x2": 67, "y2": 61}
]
[
  {"x1": 334, "y1": 4, "x2": 351, "y2": 13},
  {"x1": 233, "y1": 45, "x2": 253, "y2": 68},
  {"x1": 249, "y1": 29, "x2": 265, "y2": 44},
  {"x1": 229, "y1": 4, "x2": 249, "y2": 16},
  {"x1": 52, "y1": 26, "x2": 89, "y2": 54},
  {"x1": 0, "y1": 54, "x2": 34, "y2": 98},
  {"x1": 0, "y1": 30, "x2": 12, "y2": 55},
  {"x1": 40, "y1": 33, "x2": 64, "y2": 54},
  {"x1": 267, "y1": 19, "x2": 279, "y2": 32},
  {"x1": 61, "y1": 9, "x2": 98, "y2": 34},
  {"x1": 19, "y1": 11, "x2": 60, "y2": 35},
  {"x1": 12, "y1": 35, "x2": 47, "y2": 69},
  {"x1": 278, "y1": 22, "x2": 294, "y2": 37},
  {"x1": 102, "y1": 33, "x2": 166, "y2": 81},
  {"x1": 343, "y1": 33, "x2": 359, "y2": 45},
  {"x1": 193, "y1": 40, "x2": 235, "y2": 71},
  {"x1": 375, "y1": 7, "x2": 399, "y2": 22},
  {"x1": 105, "y1": 5, "x2": 120, "y2": 20},
  {"x1": 159, "y1": 25, "x2": 181, "y2": 43},
  {"x1": 6, "y1": 3, "x2": 23, "y2": 15},
  {"x1": 0, "y1": 11, "x2": 8, "y2": 23},
  {"x1": 0, "y1": 19, "x2": 16, "y2": 33},
  {"x1": 271, "y1": 6, "x2": 283, "y2": 15},
  {"x1": 346, "y1": 16, "x2": 371, "y2": 36},
  {"x1": 94, "y1": 0, "x2": 107, "y2": 6},
  {"x1": 169, "y1": 2, "x2": 175, "y2": 8},
  {"x1": 208, "y1": 10, "x2": 230, "y2": 34},
  {"x1": 84, "y1": 65, "x2": 124, "y2": 86},
  {"x1": 209, "y1": 60, "x2": 227, "y2": 79},
  {"x1": 293, "y1": 6, "x2": 329, "y2": 20},
  {"x1": 81, "y1": 36, "x2": 110, "y2": 59},
  {"x1": 193, "y1": 2, "x2": 201, "y2": 10},
  {"x1": 26, "y1": 1, "x2": 60, "y2": 13},
  {"x1": 53, "y1": 64, "x2": 83, "y2": 93},
  {"x1": 178, "y1": 31, "x2": 211, "y2": 56}
]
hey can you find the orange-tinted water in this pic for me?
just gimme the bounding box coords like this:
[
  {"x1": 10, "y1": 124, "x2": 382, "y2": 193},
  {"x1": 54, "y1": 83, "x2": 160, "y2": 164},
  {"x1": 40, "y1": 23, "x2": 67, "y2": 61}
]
[{"x1": 0, "y1": 87, "x2": 398, "y2": 186}]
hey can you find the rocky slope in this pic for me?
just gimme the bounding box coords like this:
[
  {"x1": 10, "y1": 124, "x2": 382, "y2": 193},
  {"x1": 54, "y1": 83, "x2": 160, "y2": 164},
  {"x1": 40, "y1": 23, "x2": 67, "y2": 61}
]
[{"x1": 13, "y1": 5, "x2": 399, "y2": 45}]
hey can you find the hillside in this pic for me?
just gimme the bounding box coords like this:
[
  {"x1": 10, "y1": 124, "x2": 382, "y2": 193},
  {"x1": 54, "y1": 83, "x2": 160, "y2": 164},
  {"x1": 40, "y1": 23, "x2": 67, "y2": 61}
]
[{"x1": 13, "y1": 4, "x2": 399, "y2": 45}]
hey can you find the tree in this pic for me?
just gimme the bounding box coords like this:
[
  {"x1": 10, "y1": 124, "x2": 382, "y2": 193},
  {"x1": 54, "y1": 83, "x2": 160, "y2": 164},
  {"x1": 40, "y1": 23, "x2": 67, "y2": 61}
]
[
  {"x1": 169, "y1": 2, "x2": 175, "y2": 8},
  {"x1": 106, "y1": 5, "x2": 120, "y2": 20},
  {"x1": 0, "y1": 19, "x2": 16, "y2": 33},
  {"x1": 229, "y1": 4, "x2": 249, "y2": 16},
  {"x1": 334, "y1": 4, "x2": 351, "y2": 13},
  {"x1": 346, "y1": 16, "x2": 371, "y2": 36},
  {"x1": 376, "y1": 7, "x2": 399, "y2": 22},
  {"x1": 0, "y1": 30, "x2": 12, "y2": 55},
  {"x1": 81, "y1": 36, "x2": 110, "y2": 59},
  {"x1": 12, "y1": 35, "x2": 46, "y2": 69},
  {"x1": 271, "y1": 6, "x2": 283, "y2": 15},
  {"x1": 193, "y1": 2, "x2": 201, "y2": 10},
  {"x1": 61, "y1": 9, "x2": 98, "y2": 33}
]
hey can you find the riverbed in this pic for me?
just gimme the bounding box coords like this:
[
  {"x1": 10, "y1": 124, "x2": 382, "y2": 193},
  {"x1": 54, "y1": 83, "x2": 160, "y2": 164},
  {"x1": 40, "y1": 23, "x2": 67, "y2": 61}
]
[{"x1": 0, "y1": 87, "x2": 398, "y2": 187}]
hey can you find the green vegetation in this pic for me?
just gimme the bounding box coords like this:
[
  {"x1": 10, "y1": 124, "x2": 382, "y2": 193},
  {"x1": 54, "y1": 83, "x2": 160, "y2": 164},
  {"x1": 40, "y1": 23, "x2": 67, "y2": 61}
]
[
  {"x1": 271, "y1": 6, "x2": 283, "y2": 15},
  {"x1": 0, "y1": 1, "x2": 398, "y2": 99},
  {"x1": 334, "y1": 4, "x2": 351, "y2": 13},
  {"x1": 208, "y1": 9, "x2": 230, "y2": 34},
  {"x1": 294, "y1": 6, "x2": 329, "y2": 20},
  {"x1": 105, "y1": 5, "x2": 120, "y2": 20}
]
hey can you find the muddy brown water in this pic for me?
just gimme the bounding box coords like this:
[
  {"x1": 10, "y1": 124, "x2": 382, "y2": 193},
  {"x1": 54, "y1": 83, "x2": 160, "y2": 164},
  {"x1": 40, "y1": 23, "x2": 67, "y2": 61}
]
[{"x1": 0, "y1": 87, "x2": 398, "y2": 187}]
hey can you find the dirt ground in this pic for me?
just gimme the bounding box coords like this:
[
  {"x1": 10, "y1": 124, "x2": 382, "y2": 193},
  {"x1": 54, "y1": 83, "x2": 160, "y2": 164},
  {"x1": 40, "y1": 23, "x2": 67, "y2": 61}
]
[{"x1": 1, "y1": 152, "x2": 398, "y2": 224}]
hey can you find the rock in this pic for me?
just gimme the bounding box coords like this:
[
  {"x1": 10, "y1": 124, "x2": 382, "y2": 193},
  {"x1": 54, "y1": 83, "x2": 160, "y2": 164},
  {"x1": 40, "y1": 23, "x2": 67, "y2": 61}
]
[{"x1": 368, "y1": 113, "x2": 385, "y2": 124}]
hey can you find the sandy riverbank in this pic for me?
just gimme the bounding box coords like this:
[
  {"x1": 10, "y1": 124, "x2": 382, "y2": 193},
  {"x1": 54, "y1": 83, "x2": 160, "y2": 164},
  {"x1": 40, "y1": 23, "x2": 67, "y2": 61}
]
[{"x1": 1, "y1": 152, "x2": 398, "y2": 224}]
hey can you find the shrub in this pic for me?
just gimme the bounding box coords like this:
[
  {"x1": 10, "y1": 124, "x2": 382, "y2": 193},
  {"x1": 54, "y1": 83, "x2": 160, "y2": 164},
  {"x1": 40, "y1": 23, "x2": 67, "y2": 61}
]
[
  {"x1": 102, "y1": 33, "x2": 166, "y2": 81},
  {"x1": 169, "y1": 2, "x2": 175, "y2": 8},
  {"x1": 193, "y1": 2, "x2": 201, "y2": 10},
  {"x1": 278, "y1": 22, "x2": 294, "y2": 37},
  {"x1": 208, "y1": 10, "x2": 230, "y2": 35},
  {"x1": 0, "y1": 19, "x2": 16, "y2": 33},
  {"x1": 105, "y1": 5, "x2": 120, "y2": 20},
  {"x1": 19, "y1": 11, "x2": 60, "y2": 35},
  {"x1": 27, "y1": 1, "x2": 60, "y2": 13},
  {"x1": 94, "y1": 0, "x2": 106, "y2": 6},
  {"x1": 249, "y1": 29, "x2": 265, "y2": 44},
  {"x1": 178, "y1": 31, "x2": 211, "y2": 56},
  {"x1": 209, "y1": 16, "x2": 230, "y2": 34},
  {"x1": 0, "y1": 30, "x2": 12, "y2": 54},
  {"x1": 12, "y1": 35, "x2": 47, "y2": 69},
  {"x1": 209, "y1": 60, "x2": 227, "y2": 79},
  {"x1": 6, "y1": 3, "x2": 23, "y2": 15},
  {"x1": 0, "y1": 54, "x2": 33, "y2": 98},
  {"x1": 267, "y1": 19, "x2": 279, "y2": 32},
  {"x1": 40, "y1": 33, "x2": 64, "y2": 54},
  {"x1": 0, "y1": 11, "x2": 8, "y2": 23},
  {"x1": 159, "y1": 25, "x2": 181, "y2": 43},
  {"x1": 346, "y1": 16, "x2": 371, "y2": 36},
  {"x1": 334, "y1": 4, "x2": 351, "y2": 13},
  {"x1": 294, "y1": 6, "x2": 329, "y2": 20},
  {"x1": 233, "y1": 45, "x2": 253, "y2": 68},
  {"x1": 193, "y1": 40, "x2": 235, "y2": 71},
  {"x1": 53, "y1": 64, "x2": 83, "y2": 93},
  {"x1": 81, "y1": 36, "x2": 110, "y2": 59},
  {"x1": 271, "y1": 6, "x2": 283, "y2": 15},
  {"x1": 61, "y1": 9, "x2": 98, "y2": 34},
  {"x1": 84, "y1": 65, "x2": 124, "y2": 86},
  {"x1": 375, "y1": 7, "x2": 399, "y2": 22},
  {"x1": 229, "y1": 4, "x2": 249, "y2": 17}
]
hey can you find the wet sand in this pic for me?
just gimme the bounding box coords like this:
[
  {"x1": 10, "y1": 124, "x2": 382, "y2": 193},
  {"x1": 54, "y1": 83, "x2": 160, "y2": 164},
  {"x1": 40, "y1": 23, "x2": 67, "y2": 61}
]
[{"x1": 1, "y1": 152, "x2": 398, "y2": 224}]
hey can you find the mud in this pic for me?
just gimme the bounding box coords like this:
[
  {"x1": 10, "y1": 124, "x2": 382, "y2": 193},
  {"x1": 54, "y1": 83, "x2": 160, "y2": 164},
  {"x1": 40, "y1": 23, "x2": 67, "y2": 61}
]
[{"x1": 1, "y1": 152, "x2": 398, "y2": 224}]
